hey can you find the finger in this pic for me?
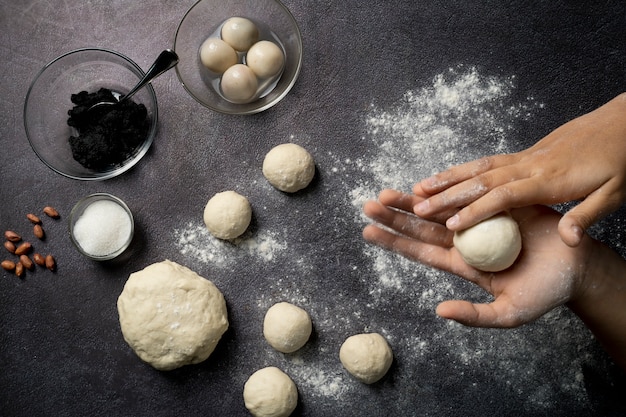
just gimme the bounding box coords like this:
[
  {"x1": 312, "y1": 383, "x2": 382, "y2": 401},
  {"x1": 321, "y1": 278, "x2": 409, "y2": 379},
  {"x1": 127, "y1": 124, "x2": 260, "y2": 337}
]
[
  {"x1": 378, "y1": 189, "x2": 422, "y2": 213},
  {"x1": 363, "y1": 202, "x2": 453, "y2": 246},
  {"x1": 414, "y1": 163, "x2": 529, "y2": 218},
  {"x1": 363, "y1": 224, "x2": 467, "y2": 274},
  {"x1": 420, "y1": 154, "x2": 517, "y2": 194},
  {"x1": 443, "y1": 176, "x2": 574, "y2": 231},
  {"x1": 436, "y1": 298, "x2": 532, "y2": 328},
  {"x1": 363, "y1": 224, "x2": 452, "y2": 270},
  {"x1": 380, "y1": 189, "x2": 455, "y2": 224},
  {"x1": 558, "y1": 180, "x2": 625, "y2": 247},
  {"x1": 412, "y1": 182, "x2": 431, "y2": 199}
]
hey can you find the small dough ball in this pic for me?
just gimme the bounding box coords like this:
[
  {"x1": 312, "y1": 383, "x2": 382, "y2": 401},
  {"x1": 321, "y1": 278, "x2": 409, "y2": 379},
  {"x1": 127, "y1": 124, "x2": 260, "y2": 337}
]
[
  {"x1": 199, "y1": 37, "x2": 238, "y2": 74},
  {"x1": 262, "y1": 143, "x2": 315, "y2": 193},
  {"x1": 339, "y1": 333, "x2": 393, "y2": 384},
  {"x1": 453, "y1": 212, "x2": 522, "y2": 272},
  {"x1": 203, "y1": 190, "x2": 252, "y2": 240},
  {"x1": 243, "y1": 366, "x2": 298, "y2": 417},
  {"x1": 263, "y1": 302, "x2": 312, "y2": 353},
  {"x1": 246, "y1": 41, "x2": 285, "y2": 79},
  {"x1": 220, "y1": 64, "x2": 258, "y2": 103},
  {"x1": 221, "y1": 17, "x2": 259, "y2": 51},
  {"x1": 117, "y1": 260, "x2": 229, "y2": 371}
]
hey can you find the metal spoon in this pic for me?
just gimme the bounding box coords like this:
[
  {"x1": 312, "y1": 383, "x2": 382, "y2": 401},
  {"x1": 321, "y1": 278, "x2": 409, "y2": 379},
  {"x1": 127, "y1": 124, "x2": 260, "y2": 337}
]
[{"x1": 88, "y1": 49, "x2": 179, "y2": 113}]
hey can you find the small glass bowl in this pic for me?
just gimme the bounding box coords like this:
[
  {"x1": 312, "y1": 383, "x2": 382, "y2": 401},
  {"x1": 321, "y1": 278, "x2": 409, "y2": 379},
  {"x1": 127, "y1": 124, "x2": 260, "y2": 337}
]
[
  {"x1": 69, "y1": 193, "x2": 135, "y2": 261},
  {"x1": 24, "y1": 48, "x2": 158, "y2": 180},
  {"x1": 174, "y1": 0, "x2": 303, "y2": 114}
]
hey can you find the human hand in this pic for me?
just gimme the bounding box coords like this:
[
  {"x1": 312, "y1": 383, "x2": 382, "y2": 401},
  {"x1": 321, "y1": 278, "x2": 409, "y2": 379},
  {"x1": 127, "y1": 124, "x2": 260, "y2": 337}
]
[
  {"x1": 363, "y1": 189, "x2": 594, "y2": 328},
  {"x1": 413, "y1": 93, "x2": 626, "y2": 247}
]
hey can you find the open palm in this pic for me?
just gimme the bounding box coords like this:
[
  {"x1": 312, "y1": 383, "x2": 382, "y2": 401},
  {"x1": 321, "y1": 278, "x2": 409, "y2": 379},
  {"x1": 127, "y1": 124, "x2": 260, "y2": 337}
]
[{"x1": 363, "y1": 189, "x2": 593, "y2": 328}]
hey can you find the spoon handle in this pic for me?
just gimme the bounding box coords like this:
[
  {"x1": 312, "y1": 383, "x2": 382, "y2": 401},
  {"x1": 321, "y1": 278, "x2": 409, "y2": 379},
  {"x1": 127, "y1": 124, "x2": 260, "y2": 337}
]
[{"x1": 121, "y1": 49, "x2": 179, "y2": 102}]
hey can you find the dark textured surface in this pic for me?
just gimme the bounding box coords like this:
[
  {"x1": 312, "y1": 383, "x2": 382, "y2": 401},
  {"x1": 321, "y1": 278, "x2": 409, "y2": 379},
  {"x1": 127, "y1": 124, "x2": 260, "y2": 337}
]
[{"x1": 1, "y1": 1, "x2": 626, "y2": 416}]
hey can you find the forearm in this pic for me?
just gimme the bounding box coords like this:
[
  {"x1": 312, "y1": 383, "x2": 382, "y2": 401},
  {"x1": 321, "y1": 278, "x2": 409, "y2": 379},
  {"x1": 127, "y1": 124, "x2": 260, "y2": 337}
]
[{"x1": 567, "y1": 241, "x2": 626, "y2": 370}]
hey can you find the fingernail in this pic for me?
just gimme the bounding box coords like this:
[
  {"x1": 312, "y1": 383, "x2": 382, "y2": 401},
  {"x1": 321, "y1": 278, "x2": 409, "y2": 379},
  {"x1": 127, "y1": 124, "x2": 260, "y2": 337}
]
[
  {"x1": 571, "y1": 225, "x2": 583, "y2": 242},
  {"x1": 422, "y1": 176, "x2": 436, "y2": 187},
  {"x1": 446, "y1": 214, "x2": 459, "y2": 228},
  {"x1": 414, "y1": 200, "x2": 429, "y2": 214}
]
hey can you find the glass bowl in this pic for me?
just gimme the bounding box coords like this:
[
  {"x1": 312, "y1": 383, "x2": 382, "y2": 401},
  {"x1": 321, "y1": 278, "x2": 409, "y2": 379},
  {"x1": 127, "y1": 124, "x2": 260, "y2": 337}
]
[
  {"x1": 24, "y1": 48, "x2": 158, "y2": 180},
  {"x1": 69, "y1": 193, "x2": 135, "y2": 261},
  {"x1": 174, "y1": 0, "x2": 302, "y2": 114}
]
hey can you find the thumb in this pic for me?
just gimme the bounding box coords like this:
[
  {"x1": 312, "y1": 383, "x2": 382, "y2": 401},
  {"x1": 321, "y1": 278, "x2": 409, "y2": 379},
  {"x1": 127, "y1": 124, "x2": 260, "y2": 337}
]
[{"x1": 558, "y1": 187, "x2": 623, "y2": 247}]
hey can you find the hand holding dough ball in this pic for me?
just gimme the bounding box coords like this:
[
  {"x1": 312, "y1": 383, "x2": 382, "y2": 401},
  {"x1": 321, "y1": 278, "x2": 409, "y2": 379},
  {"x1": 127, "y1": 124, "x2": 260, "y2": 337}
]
[
  {"x1": 204, "y1": 190, "x2": 252, "y2": 240},
  {"x1": 339, "y1": 333, "x2": 393, "y2": 384},
  {"x1": 221, "y1": 17, "x2": 259, "y2": 51},
  {"x1": 263, "y1": 143, "x2": 315, "y2": 193},
  {"x1": 246, "y1": 41, "x2": 284, "y2": 79},
  {"x1": 117, "y1": 260, "x2": 229, "y2": 371},
  {"x1": 200, "y1": 38, "x2": 238, "y2": 74},
  {"x1": 221, "y1": 64, "x2": 259, "y2": 103},
  {"x1": 243, "y1": 366, "x2": 298, "y2": 417},
  {"x1": 263, "y1": 302, "x2": 312, "y2": 353},
  {"x1": 453, "y1": 212, "x2": 522, "y2": 272}
]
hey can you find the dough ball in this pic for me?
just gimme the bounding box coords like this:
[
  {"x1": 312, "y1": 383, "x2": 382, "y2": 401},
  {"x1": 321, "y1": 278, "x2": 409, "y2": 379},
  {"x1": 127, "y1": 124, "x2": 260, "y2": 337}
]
[
  {"x1": 453, "y1": 211, "x2": 522, "y2": 272},
  {"x1": 339, "y1": 333, "x2": 393, "y2": 384},
  {"x1": 221, "y1": 17, "x2": 259, "y2": 51},
  {"x1": 203, "y1": 190, "x2": 252, "y2": 240},
  {"x1": 117, "y1": 260, "x2": 229, "y2": 371},
  {"x1": 263, "y1": 302, "x2": 312, "y2": 353},
  {"x1": 199, "y1": 37, "x2": 238, "y2": 74},
  {"x1": 262, "y1": 143, "x2": 315, "y2": 193},
  {"x1": 244, "y1": 367, "x2": 298, "y2": 417},
  {"x1": 220, "y1": 64, "x2": 258, "y2": 103},
  {"x1": 246, "y1": 40, "x2": 285, "y2": 79}
]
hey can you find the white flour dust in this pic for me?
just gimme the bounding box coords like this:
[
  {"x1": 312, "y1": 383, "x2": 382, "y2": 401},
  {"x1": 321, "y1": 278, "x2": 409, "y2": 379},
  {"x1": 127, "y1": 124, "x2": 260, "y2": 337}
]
[
  {"x1": 170, "y1": 65, "x2": 608, "y2": 410},
  {"x1": 346, "y1": 65, "x2": 599, "y2": 409},
  {"x1": 349, "y1": 65, "x2": 542, "y2": 297},
  {"x1": 174, "y1": 222, "x2": 287, "y2": 266}
]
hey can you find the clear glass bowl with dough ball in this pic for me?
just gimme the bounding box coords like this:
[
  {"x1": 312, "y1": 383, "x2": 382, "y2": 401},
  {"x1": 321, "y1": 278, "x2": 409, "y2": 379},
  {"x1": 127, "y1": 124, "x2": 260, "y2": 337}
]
[{"x1": 174, "y1": 0, "x2": 302, "y2": 114}]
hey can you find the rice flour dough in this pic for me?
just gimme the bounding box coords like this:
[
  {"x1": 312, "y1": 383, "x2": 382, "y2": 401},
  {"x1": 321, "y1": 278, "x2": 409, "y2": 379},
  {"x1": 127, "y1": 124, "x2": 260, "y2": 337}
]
[
  {"x1": 262, "y1": 143, "x2": 315, "y2": 193},
  {"x1": 199, "y1": 38, "x2": 238, "y2": 74},
  {"x1": 203, "y1": 190, "x2": 252, "y2": 240},
  {"x1": 243, "y1": 366, "x2": 298, "y2": 417},
  {"x1": 453, "y1": 211, "x2": 522, "y2": 272},
  {"x1": 221, "y1": 17, "x2": 259, "y2": 52},
  {"x1": 117, "y1": 260, "x2": 229, "y2": 371},
  {"x1": 339, "y1": 333, "x2": 393, "y2": 384},
  {"x1": 263, "y1": 302, "x2": 312, "y2": 353},
  {"x1": 246, "y1": 40, "x2": 284, "y2": 79}
]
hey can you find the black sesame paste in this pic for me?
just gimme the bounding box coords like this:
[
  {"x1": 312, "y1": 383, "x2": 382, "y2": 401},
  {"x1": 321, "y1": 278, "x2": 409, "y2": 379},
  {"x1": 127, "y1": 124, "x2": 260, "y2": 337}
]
[{"x1": 67, "y1": 88, "x2": 150, "y2": 171}]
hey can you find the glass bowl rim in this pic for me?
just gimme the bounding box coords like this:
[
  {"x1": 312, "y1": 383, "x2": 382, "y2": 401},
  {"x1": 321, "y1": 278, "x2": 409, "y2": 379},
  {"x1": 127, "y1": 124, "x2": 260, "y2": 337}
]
[
  {"x1": 23, "y1": 47, "x2": 159, "y2": 181},
  {"x1": 174, "y1": 0, "x2": 303, "y2": 115},
  {"x1": 68, "y1": 192, "x2": 135, "y2": 261}
]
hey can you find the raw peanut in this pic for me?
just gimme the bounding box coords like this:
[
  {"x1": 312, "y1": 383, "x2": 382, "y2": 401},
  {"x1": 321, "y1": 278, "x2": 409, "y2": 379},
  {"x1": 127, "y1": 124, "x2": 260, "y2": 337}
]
[
  {"x1": 34, "y1": 224, "x2": 45, "y2": 240},
  {"x1": 33, "y1": 253, "x2": 46, "y2": 267},
  {"x1": 4, "y1": 241, "x2": 16, "y2": 254},
  {"x1": 2, "y1": 260, "x2": 16, "y2": 271},
  {"x1": 20, "y1": 255, "x2": 34, "y2": 270},
  {"x1": 15, "y1": 242, "x2": 32, "y2": 256},
  {"x1": 15, "y1": 262, "x2": 24, "y2": 277},
  {"x1": 4, "y1": 230, "x2": 21, "y2": 242},
  {"x1": 45, "y1": 254, "x2": 56, "y2": 271},
  {"x1": 27, "y1": 213, "x2": 42, "y2": 224},
  {"x1": 43, "y1": 206, "x2": 60, "y2": 219}
]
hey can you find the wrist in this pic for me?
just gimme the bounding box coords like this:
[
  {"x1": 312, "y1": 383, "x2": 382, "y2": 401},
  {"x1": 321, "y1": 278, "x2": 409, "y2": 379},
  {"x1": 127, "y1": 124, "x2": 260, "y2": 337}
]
[{"x1": 566, "y1": 237, "x2": 626, "y2": 369}]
